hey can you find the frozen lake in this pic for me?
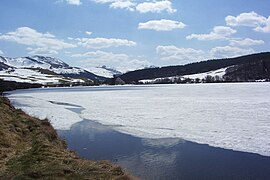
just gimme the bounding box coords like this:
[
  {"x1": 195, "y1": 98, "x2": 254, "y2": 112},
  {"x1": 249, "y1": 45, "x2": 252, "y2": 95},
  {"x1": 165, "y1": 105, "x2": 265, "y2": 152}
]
[
  {"x1": 6, "y1": 83, "x2": 270, "y2": 156},
  {"x1": 58, "y1": 120, "x2": 270, "y2": 180}
]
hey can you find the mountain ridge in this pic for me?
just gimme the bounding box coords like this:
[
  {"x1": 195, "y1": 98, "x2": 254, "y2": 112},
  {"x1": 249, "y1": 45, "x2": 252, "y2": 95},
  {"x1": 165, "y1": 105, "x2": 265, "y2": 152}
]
[{"x1": 0, "y1": 55, "x2": 107, "y2": 85}]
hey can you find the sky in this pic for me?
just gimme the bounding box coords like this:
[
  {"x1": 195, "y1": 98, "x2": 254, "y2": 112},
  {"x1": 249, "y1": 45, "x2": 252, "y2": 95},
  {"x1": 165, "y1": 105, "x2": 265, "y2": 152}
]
[{"x1": 0, "y1": 0, "x2": 270, "y2": 71}]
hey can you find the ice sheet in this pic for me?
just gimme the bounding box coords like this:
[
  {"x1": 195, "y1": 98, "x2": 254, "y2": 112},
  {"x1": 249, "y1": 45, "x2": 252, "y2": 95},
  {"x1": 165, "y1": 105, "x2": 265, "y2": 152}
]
[{"x1": 7, "y1": 83, "x2": 270, "y2": 156}]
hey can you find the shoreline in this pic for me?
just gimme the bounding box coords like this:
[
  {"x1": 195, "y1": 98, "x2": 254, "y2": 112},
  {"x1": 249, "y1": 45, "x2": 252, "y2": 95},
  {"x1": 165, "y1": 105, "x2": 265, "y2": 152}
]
[{"x1": 0, "y1": 95, "x2": 133, "y2": 179}]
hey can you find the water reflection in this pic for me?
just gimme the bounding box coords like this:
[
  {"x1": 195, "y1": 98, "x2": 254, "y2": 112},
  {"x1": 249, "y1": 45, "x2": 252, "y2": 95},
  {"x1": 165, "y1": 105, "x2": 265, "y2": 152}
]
[{"x1": 58, "y1": 120, "x2": 270, "y2": 180}]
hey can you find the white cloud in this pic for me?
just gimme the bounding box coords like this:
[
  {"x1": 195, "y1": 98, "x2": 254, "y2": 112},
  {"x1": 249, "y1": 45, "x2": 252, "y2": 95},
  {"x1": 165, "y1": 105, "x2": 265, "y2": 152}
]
[
  {"x1": 229, "y1": 38, "x2": 264, "y2": 47},
  {"x1": 254, "y1": 17, "x2": 270, "y2": 33},
  {"x1": 226, "y1": 12, "x2": 266, "y2": 27},
  {"x1": 186, "y1": 26, "x2": 236, "y2": 40},
  {"x1": 27, "y1": 47, "x2": 58, "y2": 56},
  {"x1": 226, "y1": 11, "x2": 270, "y2": 33},
  {"x1": 74, "y1": 50, "x2": 151, "y2": 72},
  {"x1": 92, "y1": 0, "x2": 136, "y2": 11},
  {"x1": 76, "y1": 37, "x2": 136, "y2": 49},
  {"x1": 136, "y1": 0, "x2": 176, "y2": 13},
  {"x1": 0, "y1": 50, "x2": 4, "y2": 55},
  {"x1": 210, "y1": 46, "x2": 255, "y2": 58},
  {"x1": 85, "y1": 31, "x2": 92, "y2": 36},
  {"x1": 138, "y1": 19, "x2": 186, "y2": 31},
  {"x1": 156, "y1": 45, "x2": 256, "y2": 64},
  {"x1": 156, "y1": 45, "x2": 208, "y2": 64},
  {"x1": 110, "y1": 1, "x2": 136, "y2": 11},
  {"x1": 92, "y1": 0, "x2": 176, "y2": 13},
  {"x1": 0, "y1": 27, "x2": 76, "y2": 53},
  {"x1": 72, "y1": 50, "x2": 129, "y2": 59},
  {"x1": 66, "y1": 0, "x2": 82, "y2": 5},
  {"x1": 56, "y1": 0, "x2": 82, "y2": 5},
  {"x1": 92, "y1": 0, "x2": 115, "y2": 3}
]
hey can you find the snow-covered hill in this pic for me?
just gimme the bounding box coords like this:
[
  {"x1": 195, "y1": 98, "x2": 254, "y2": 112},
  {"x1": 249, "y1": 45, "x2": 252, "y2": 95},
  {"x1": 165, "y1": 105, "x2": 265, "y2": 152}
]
[
  {"x1": 0, "y1": 68, "x2": 84, "y2": 85},
  {"x1": 0, "y1": 55, "x2": 86, "y2": 74},
  {"x1": 139, "y1": 67, "x2": 229, "y2": 84},
  {"x1": 86, "y1": 65, "x2": 122, "y2": 78},
  {"x1": 182, "y1": 67, "x2": 228, "y2": 80},
  {"x1": 0, "y1": 55, "x2": 106, "y2": 85}
]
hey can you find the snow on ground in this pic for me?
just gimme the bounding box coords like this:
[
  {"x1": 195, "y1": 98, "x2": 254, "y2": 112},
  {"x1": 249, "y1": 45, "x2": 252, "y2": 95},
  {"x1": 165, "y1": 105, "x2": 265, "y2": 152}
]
[
  {"x1": 0, "y1": 57, "x2": 51, "y2": 69},
  {"x1": 7, "y1": 83, "x2": 270, "y2": 156},
  {"x1": 86, "y1": 67, "x2": 115, "y2": 78},
  {"x1": 86, "y1": 66, "x2": 122, "y2": 78},
  {"x1": 0, "y1": 56, "x2": 86, "y2": 75},
  {"x1": 50, "y1": 67, "x2": 84, "y2": 75},
  {"x1": 183, "y1": 67, "x2": 227, "y2": 79},
  {"x1": 0, "y1": 68, "x2": 84, "y2": 84},
  {"x1": 139, "y1": 67, "x2": 228, "y2": 83},
  {"x1": 139, "y1": 76, "x2": 182, "y2": 84}
]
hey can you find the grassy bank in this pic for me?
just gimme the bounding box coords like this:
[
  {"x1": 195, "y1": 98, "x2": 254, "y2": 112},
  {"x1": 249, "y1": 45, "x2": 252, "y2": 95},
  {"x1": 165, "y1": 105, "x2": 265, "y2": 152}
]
[{"x1": 0, "y1": 96, "x2": 132, "y2": 179}]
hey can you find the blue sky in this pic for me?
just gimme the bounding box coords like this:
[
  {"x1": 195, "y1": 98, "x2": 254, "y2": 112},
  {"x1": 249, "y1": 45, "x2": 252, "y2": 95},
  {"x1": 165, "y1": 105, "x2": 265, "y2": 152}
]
[{"x1": 0, "y1": 0, "x2": 270, "y2": 71}]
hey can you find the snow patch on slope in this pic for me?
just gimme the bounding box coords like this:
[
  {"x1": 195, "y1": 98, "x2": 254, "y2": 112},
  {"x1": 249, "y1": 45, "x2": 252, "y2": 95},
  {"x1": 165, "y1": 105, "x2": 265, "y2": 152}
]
[
  {"x1": 51, "y1": 67, "x2": 85, "y2": 75},
  {"x1": 183, "y1": 67, "x2": 227, "y2": 79},
  {"x1": 86, "y1": 66, "x2": 122, "y2": 78},
  {"x1": 0, "y1": 68, "x2": 84, "y2": 84},
  {"x1": 0, "y1": 56, "x2": 85, "y2": 75},
  {"x1": 0, "y1": 55, "x2": 103, "y2": 84},
  {"x1": 139, "y1": 67, "x2": 228, "y2": 84}
]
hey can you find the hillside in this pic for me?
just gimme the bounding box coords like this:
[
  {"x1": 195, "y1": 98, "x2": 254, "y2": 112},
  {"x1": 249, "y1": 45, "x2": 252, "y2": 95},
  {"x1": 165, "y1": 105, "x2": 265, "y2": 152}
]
[
  {"x1": 0, "y1": 55, "x2": 106, "y2": 85},
  {"x1": 86, "y1": 65, "x2": 123, "y2": 78},
  {"x1": 117, "y1": 52, "x2": 270, "y2": 84},
  {"x1": 0, "y1": 96, "x2": 131, "y2": 179}
]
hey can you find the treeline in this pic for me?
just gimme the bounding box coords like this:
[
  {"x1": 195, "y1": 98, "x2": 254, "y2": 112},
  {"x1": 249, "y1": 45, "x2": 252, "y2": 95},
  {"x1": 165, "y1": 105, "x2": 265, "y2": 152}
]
[
  {"x1": 118, "y1": 52, "x2": 270, "y2": 84},
  {"x1": 140, "y1": 75, "x2": 227, "y2": 85}
]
